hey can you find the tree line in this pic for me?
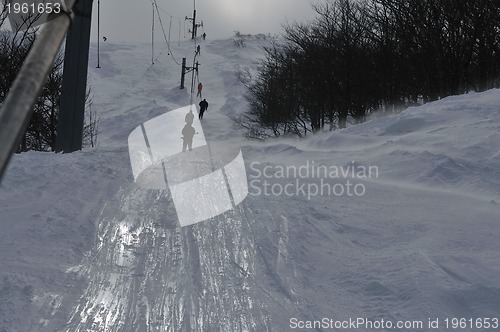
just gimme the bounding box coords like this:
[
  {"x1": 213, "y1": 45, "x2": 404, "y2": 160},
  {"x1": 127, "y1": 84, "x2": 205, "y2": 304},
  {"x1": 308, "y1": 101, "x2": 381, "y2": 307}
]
[
  {"x1": 0, "y1": 10, "x2": 99, "y2": 152},
  {"x1": 241, "y1": 0, "x2": 500, "y2": 138}
]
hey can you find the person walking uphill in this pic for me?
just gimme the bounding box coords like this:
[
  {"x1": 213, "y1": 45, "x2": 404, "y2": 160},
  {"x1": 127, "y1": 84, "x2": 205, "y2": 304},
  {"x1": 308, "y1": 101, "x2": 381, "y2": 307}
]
[
  {"x1": 198, "y1": 99, "x2": 208, "y2": 119},
  {"x1": 197, "y1": 82, "x2": 203, "y2": 97}
]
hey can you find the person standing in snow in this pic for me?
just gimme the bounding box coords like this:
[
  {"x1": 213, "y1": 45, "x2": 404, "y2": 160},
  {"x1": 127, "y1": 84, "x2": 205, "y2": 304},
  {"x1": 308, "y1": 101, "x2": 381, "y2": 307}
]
[
  {"x1": 181, "y1": 122, "x2": 196, "y2": 152},
  {"x1": 197, "y1": 82, "x2": 203, "y2": 97},
  {"x1": 185, "y1": 110, "x2": 194, "y2": 125},
  {"x1": 198, "y1": 99, "x2": 208, "y2": 119}
]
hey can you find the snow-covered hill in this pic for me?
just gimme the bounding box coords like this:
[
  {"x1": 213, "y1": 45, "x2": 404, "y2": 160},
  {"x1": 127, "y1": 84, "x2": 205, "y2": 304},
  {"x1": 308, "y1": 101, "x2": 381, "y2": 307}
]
[{"x1": 1, "y1": 36, "x2": 500, "y2": 331}]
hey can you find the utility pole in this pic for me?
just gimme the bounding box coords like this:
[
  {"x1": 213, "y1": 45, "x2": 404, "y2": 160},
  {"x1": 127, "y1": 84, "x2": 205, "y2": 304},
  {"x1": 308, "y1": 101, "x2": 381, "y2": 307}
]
[
  {"x1": 185, "y1": 10, "x2": 198, "y2": 40},
  {"x1": 152, "y1": 3, "x2": 154, "y2": 64},
  {"x1": 192, "y1": 0, "x2": 196, "y2": 39},
  {"x1": 180, "y1": 59, "x2": 199, "y2": 91},
  {"x1": 96, "y1": 0, "x2": 100, "y2": 68},
  {"x1": 55, "y1": 0, "x2": 94, "y2": 153},
  {"x1": 191, "y1": 9, "x2": 196, "y2": 39},
  {"x1": 189, "y1": 61, "x2": 199, "y2": 106},
  {"x1": 180, "y1": 58, "x2": 186, "y2": 89},
  {"x1": 168, "y1": 15, "x2": 172, "y2": 45},
  {"x1": 185, "y1": 0, "x2": 201, "y2": 40}
]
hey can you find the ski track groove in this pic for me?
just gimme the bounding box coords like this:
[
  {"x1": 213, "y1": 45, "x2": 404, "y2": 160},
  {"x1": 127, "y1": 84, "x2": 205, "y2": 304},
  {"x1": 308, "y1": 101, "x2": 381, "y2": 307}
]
[{"x1": 66, "y1": 183, "x2": 284, "y2": 331}]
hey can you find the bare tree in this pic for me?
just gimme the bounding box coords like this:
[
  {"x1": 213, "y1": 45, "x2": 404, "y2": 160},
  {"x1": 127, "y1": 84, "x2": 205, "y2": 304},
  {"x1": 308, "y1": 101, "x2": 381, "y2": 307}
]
[
  {"x1": 241, "y1": 0, "x2": 500, "y2": 138},
  {"x1": 1, "y1": 5, "x2": 99, "y2": 152},
  {"x1": 83, "y1": 87, "x2": 100, "y2": 148}
]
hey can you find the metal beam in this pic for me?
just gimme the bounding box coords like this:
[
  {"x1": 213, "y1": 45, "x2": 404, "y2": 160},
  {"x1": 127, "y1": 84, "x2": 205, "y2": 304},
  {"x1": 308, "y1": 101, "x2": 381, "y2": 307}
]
[
  {"x1": 191, "y1": 9, "x2": 196, "y2": 39},
  {"x1": 55, "y1": 0, "x2": 94, "y2": 153},
  {"x1": 0, "y1": 1, "x2": 78, "y2": 181}
]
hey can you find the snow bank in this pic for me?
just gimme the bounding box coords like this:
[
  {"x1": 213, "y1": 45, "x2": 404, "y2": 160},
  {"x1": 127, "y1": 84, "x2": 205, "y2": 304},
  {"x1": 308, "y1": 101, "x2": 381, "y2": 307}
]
[{"x1": 1, "y1": 37, "x2": 500, "y2": 331}]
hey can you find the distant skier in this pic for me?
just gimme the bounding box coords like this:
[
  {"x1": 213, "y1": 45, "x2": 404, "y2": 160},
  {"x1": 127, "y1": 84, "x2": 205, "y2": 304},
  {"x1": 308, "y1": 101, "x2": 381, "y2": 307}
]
[
  {"x1": 197, "y1": 82, "x2": 203, "y2": 97},
  {"x1": 181, "y1": 123, "x2": 196, "y2": 152},
  {"x1": 198, "y1": 99, "x2": 208, "y2": 119},
  {"x1": 196, "y1": 44, "x2": 201, "y2": 55},
  {"x1": 202, "y1": 32, "x2": 206, "y2": 40},
  {"x1": 185, "y1": 110, "x2": 194, "y2": 125}
]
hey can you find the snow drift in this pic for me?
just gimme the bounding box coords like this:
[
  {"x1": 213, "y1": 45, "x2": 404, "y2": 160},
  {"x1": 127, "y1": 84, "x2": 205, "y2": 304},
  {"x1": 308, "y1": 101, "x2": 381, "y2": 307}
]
[{"x1": 1, "y1": 37, "x2": 500, "y2": 331}]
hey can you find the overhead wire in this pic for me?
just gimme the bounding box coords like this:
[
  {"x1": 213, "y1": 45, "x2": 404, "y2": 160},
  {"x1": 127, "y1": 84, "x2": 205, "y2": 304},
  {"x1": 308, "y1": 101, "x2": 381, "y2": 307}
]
[
  {"x1": 149, "y1": 0, "x2": 204, "y2": 110},
  {"x1": 155, "y1": 3, "x2": 182, "y2": 22},
  {"x1": 154, "y1": 2, "x2": 183, "y2": 45},
  {"x1": 187, "y1": 0, "x2": 203, "y2": 109},
  {"x1": 189, "y1": 50, "x2": 199, "y2": 109},
  {"x1": 151, "y1": 0, "x2": 182, "y2": 66}
]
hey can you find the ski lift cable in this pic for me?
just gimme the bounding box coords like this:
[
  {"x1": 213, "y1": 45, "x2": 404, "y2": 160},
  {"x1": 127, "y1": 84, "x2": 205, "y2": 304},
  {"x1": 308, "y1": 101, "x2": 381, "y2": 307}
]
[
  {"x1": 189, "y1": 52, "x2": 198, "y2": 108},
  {"x1": 195, "y1": 56, "x2": 201, "y2": 86},
  {"x1": 153, "y1": 0, "x2": 180, "y2": 65},
  {"x1": 188, "y1": 8, "x2": 201, "y2": 109},
  {"x1": 154, "y1": 3, "x2": 182, "y2": 22},
  {"x1": 151, "y1": 0, "x2": 181, "y2": 66},
  {"x1": 148, "y1": 0, "x2": 182, "y2": 22}
]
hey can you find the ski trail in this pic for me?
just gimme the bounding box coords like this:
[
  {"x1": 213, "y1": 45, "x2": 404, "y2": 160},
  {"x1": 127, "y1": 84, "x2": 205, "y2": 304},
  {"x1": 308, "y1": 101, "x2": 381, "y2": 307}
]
[
  {"x1": 65, "y1": 181, "x2": 287, "y2": 331},
  {"x1": 66, "y1": 40, "x2": 298, "y2": 331}
]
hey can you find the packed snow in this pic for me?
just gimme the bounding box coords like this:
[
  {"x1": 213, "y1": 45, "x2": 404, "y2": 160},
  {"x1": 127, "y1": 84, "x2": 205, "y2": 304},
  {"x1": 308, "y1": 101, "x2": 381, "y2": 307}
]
[{"x1": 1, "y1": 35, "x2": 500, "y2": 331}]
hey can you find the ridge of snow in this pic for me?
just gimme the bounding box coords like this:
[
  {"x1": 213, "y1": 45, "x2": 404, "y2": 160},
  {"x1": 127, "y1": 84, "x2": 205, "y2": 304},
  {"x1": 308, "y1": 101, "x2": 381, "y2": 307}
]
[{"x1": 0, "y1": 38, "x2": 499, "y2": 331}]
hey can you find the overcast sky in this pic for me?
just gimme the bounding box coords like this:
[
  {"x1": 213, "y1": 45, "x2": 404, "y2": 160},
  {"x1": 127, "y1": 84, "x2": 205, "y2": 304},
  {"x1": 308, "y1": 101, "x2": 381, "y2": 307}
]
[{"x1": 90, "y1": 0, "x2": 319, "y2": 42}]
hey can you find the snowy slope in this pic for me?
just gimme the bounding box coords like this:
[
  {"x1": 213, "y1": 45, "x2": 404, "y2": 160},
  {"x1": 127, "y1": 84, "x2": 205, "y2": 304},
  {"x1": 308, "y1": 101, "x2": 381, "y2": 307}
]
[{"x1": 1, "y1": 36, "x2": 500, "y2": 332}]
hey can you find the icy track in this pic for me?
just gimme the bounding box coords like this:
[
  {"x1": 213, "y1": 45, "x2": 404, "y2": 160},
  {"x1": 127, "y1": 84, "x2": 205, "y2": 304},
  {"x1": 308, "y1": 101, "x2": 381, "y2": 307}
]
[{"x1": 66, "y1": 186, "x2": 277, "y2": 331}]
